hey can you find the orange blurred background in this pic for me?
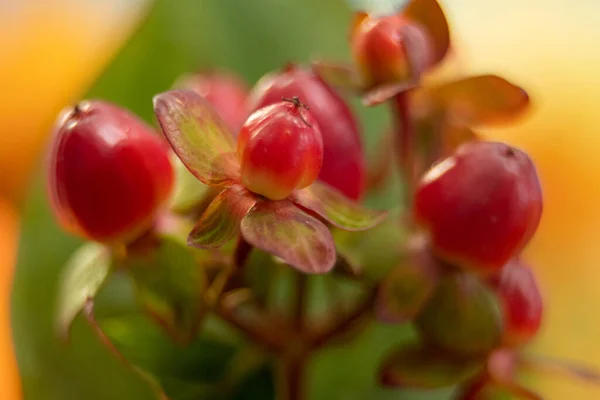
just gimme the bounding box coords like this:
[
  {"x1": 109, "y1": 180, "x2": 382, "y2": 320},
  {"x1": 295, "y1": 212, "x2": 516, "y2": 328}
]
[
  {"x1": 0, "y1": 0, "x2": 149, "y2": 397},
  {"x1": 2, "y1": 0, "x2": 600, "y2": 398}
]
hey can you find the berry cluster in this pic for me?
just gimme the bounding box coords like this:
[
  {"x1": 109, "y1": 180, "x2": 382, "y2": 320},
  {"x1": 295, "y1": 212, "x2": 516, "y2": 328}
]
[{"x1": 47, "y1": 0, "x2": 598, "y2": 399}]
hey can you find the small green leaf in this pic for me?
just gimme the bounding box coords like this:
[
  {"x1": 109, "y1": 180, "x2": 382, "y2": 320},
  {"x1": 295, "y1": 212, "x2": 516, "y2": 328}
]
[
  {"x1": 241, "y1": 200, "x2": 336, "y2": 274},
  {"x1": 292, "y1": 181, "x2": 388, "y2": 231},
  {"x1": 376, "y1": 240, "x2": 440, "y2": 323},
  {"x1": 169, "y1": 154, "x2": 213, "y2": 213},
  {"x1": 188, "y1": 185, "x2": 257, "y2": 249},
  {"x1": 403, "y1": 0, "x2": 450, "y2": 66},
  {"x1": 333, "y1": 212, "x2": 407, "y2": 282},
  {"x1": 416, "y1": 272, "x2": 502, "y2": 356},
  {"x1": 128, "y1": 235, "x2": 207, "y2": 343},
  {"x1": 380, "y1": 338, "x2": 485, "y2": 389},
  {"x1": 55, "y1": 242, "x2": 112, "y2": 339},
  {"x1": 153, "y1": 90, "x2": 240, "y2": 187},
  {"x1": 311, "y1": 61, "x2": 362, "y2": 92},
  {"x1": 435, "y1": 75, "x2": 530, "y2": 126}
]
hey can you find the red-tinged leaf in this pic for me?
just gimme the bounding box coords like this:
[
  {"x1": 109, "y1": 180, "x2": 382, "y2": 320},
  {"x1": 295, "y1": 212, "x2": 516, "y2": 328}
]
[
  {"x1": 292, "y1": 181, "x2": 388, "y2": 231},
  {"x1": 435, "y1": 75, "x2": 530, "y2": 126},
  {"x1": 403, "y1": 0, "x2": 450, "y2": 66},
  {"x1": 416, "y1": 272, "x2": 502, "y2": 356},
  {"x1": 380, "y1": 338, "x2": 484, "y2": 389},
  {"x1": 188, "y1": 184, "x2": 257, "y2": 249},
  {"x1": 168, "y1": 153, "x2": 213, "y2": 213},
  {"x1": 240, "y1": 200, "x2": 336, "y2": 274},
  {"x1": 311, "y1": 60, "x2": 362, "y2": 91},
  {"x1": 519, "y1": 354, "x2": 600, "y2": 385},
  {"x1": 362, "y1": 80, "x2": 419, "y2": 106},
  {"x1": 55, "y1": 242, "x2": 112, "y2": 340},
  {"x1": 376, "y1": 237, "x2": 440, "y2": 323},
  {"x1": 153, "y1": 90, "x2": 240, "y2": 186}
]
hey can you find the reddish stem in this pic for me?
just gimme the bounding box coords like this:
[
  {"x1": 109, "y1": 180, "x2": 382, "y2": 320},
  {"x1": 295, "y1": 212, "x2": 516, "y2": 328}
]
[
  {"x1": 391, "y1": 92, "x2": 417, "y2": 206},
  {"x1": 278, "y1": 356, "x2": 306, "y2": 400}
]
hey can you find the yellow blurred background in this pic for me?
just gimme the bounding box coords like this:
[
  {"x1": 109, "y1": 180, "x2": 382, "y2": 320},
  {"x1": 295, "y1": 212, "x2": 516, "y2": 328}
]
[{"x1": 1, "y1": 0, "x2": 599, "y2": 398}]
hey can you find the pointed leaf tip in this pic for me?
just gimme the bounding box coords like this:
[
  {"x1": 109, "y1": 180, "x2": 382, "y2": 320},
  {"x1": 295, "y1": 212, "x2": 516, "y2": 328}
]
[
  {"x1": 436, "y1": 75, "x2": 530, "y2": 126},
  {"x1": 188, "y1": 185, "x2": 256, "y2": 249},
  {"x1": 380, "y1": 338, "x2": 484, "y2": 389},
  {"x1": 240, "y1": 200, "x2": 336, "y2": 274},
  {"x1": 55, "y1": 242, "x2": 112, "y2": 340},
  {"x1": 153, "y1": 89, "x2": 240, "y2": 187},
  {"x1": 292, "y1": 181, "x2": 388, "y2": 231}
]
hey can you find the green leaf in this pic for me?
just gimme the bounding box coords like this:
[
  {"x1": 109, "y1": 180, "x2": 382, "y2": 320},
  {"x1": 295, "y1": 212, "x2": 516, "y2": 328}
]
[
  {"x1": 292, "y1": 181, "x2": 388, "y2": 231},
  {"x1": 55, "y1": 242, "x2": 112, "y2": 339},
  {"x1": 169, "y1": 154, "x2": 214, "y2": 213},
  {"x1": 416, "y1": 272, "x2": 502, "y2": 356},
  {"x1": 127, "y1": 235, "x2": 207, "y2": 343},
  {"x1": 153, "y1": 90, "x2": 240, "y2": 186},
  {"x1": 403, "y1": 0, "x2": 450, "y2": 66},
  {"x1": 241, "y1": 200, "x2": 336, "y2": 274},
  {"x1": 333, "y1": 212, "x2": 407, "y2": 282},
  {"x1": 188, "y1": 185, "x2": 257, "y2": 249},
  {"x1": 379, "y1": 338, "x2": 485, "y2": 389},
  {"x1": 376, "y1": 239, "x2": 440, "y2": 323},
  {"x1": 435, "y1": 75, "x2": 530, "y2": 126}
]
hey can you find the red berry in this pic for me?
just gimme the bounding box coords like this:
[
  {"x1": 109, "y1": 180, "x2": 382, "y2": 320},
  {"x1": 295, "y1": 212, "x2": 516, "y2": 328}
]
[
  {"x1": 179, "y1": 71, "x2": 249, "y2": 132},
  {"x1": 414, "y1": 141, "x2": 543, "y2": 272},
  {"x1": 494, "y1": 260, "x2": 543, "y2": 347},
  {"x1": 248, "y1": 64, "x2": 365, "y2": 200},
  {"x1": 237, "y1": 97, "x2": 323, "y2": 200},
  {"x1": 351, "y1": 13, "x2": 430, "y2": 89},
  {"x1": 47, "y1": 101, "x2": 174, "y2": 243}
]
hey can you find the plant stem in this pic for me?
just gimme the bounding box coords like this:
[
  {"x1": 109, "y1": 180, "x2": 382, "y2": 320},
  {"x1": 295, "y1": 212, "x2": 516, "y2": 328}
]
[
  {"x1": 391, "y1": 92, "x2": 417, "y2": 206},
  {"x1": 294, "y1": 273, "x2": 308, "y2": 331},
  {"x1": 234, "y1": 235, "x2": 253, "y2": 269},
  {"x1": 278, "y1": 355, "x2": 307, "y2": 400}
]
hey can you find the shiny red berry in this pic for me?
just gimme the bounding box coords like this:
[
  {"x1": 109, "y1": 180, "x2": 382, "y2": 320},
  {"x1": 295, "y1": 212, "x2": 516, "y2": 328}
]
[
  {"x1": 414, "y1": 141, "x2": 543, "y2": 273},
  {"x1": 237, "y1": 97, "x2": 323, "y2": 201},
  {"x1": 248, "y1": 64, "x2": 365, "y2": 200},
  {"x1": 179, "y1": 71, "x2": 249, "y2": 132},
  {"x1": 351, "y1": 13, "x2": 429, "y2": 89},
  {"x1": 493, "y1": 260, "x2": 543, "y2": 347},
  {"x1": 47, "y1": 101, "x2": 174, "y2": 243}
]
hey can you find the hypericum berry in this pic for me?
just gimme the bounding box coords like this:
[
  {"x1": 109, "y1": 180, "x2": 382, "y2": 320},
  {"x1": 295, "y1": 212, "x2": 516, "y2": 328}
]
[
  {"x1": 414, "y1": 141, "x2": 543, "y2": 273},
  {"x1": 492, "y1": 260, "x2": 543, "y2": 347},
  {"x1": 248, "y1": 64, "x2": 365, "y2": 200},
  {"x1": 237, "y1": 97, "x2": 323, "y2": 200},
  {"x1": 177, "y1": 71, "x2": 249, "y2": 132},
  {"x1": 351, "y1": 12, "x2": 430, "y2": 89},
  {"x1": 47, "y1": 101, "x2": 174, "y2": 243}
]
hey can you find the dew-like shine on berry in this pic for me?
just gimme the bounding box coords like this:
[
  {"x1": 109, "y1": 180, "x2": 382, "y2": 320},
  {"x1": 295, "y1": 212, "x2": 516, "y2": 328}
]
[
  {"x1": 237, "y1": 97, "x2": 323, "y2": 201},
  {"x1": 414, "y1": 141, "x2": 543, "y2": 272},
  {"x1": 249, "y1": 64, "x2": 365, "y2": 200},
  {"x1": 47, "y1": 101, "x2": 174, "y2": 243}
]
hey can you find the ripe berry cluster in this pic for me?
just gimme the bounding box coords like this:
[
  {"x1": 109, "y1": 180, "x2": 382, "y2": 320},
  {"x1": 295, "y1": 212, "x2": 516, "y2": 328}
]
[{"x1": 47, "y1": 0, "x2": 596, "y2": 399}]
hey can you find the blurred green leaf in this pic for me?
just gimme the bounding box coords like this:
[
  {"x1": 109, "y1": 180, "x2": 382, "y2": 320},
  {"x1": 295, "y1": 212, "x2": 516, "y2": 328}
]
[
  {"x1": 128, "y1": 234, "x2": 206, "y2": 343},
  {"x1": 379, "y1": 338, "x2": 484, "y2": 389},
  {"x1": 416, "y1": 272, "x2": 502, "y2": 356},
  {"x1": 55, "y1": 242, "x2": 112, "y2": 340},
  {"x1": 375, "y1": 241, "x2": 439, "y2": 324},
  {"x1": 169, "y1": 154, "x2": 213, "y2": 213}
]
